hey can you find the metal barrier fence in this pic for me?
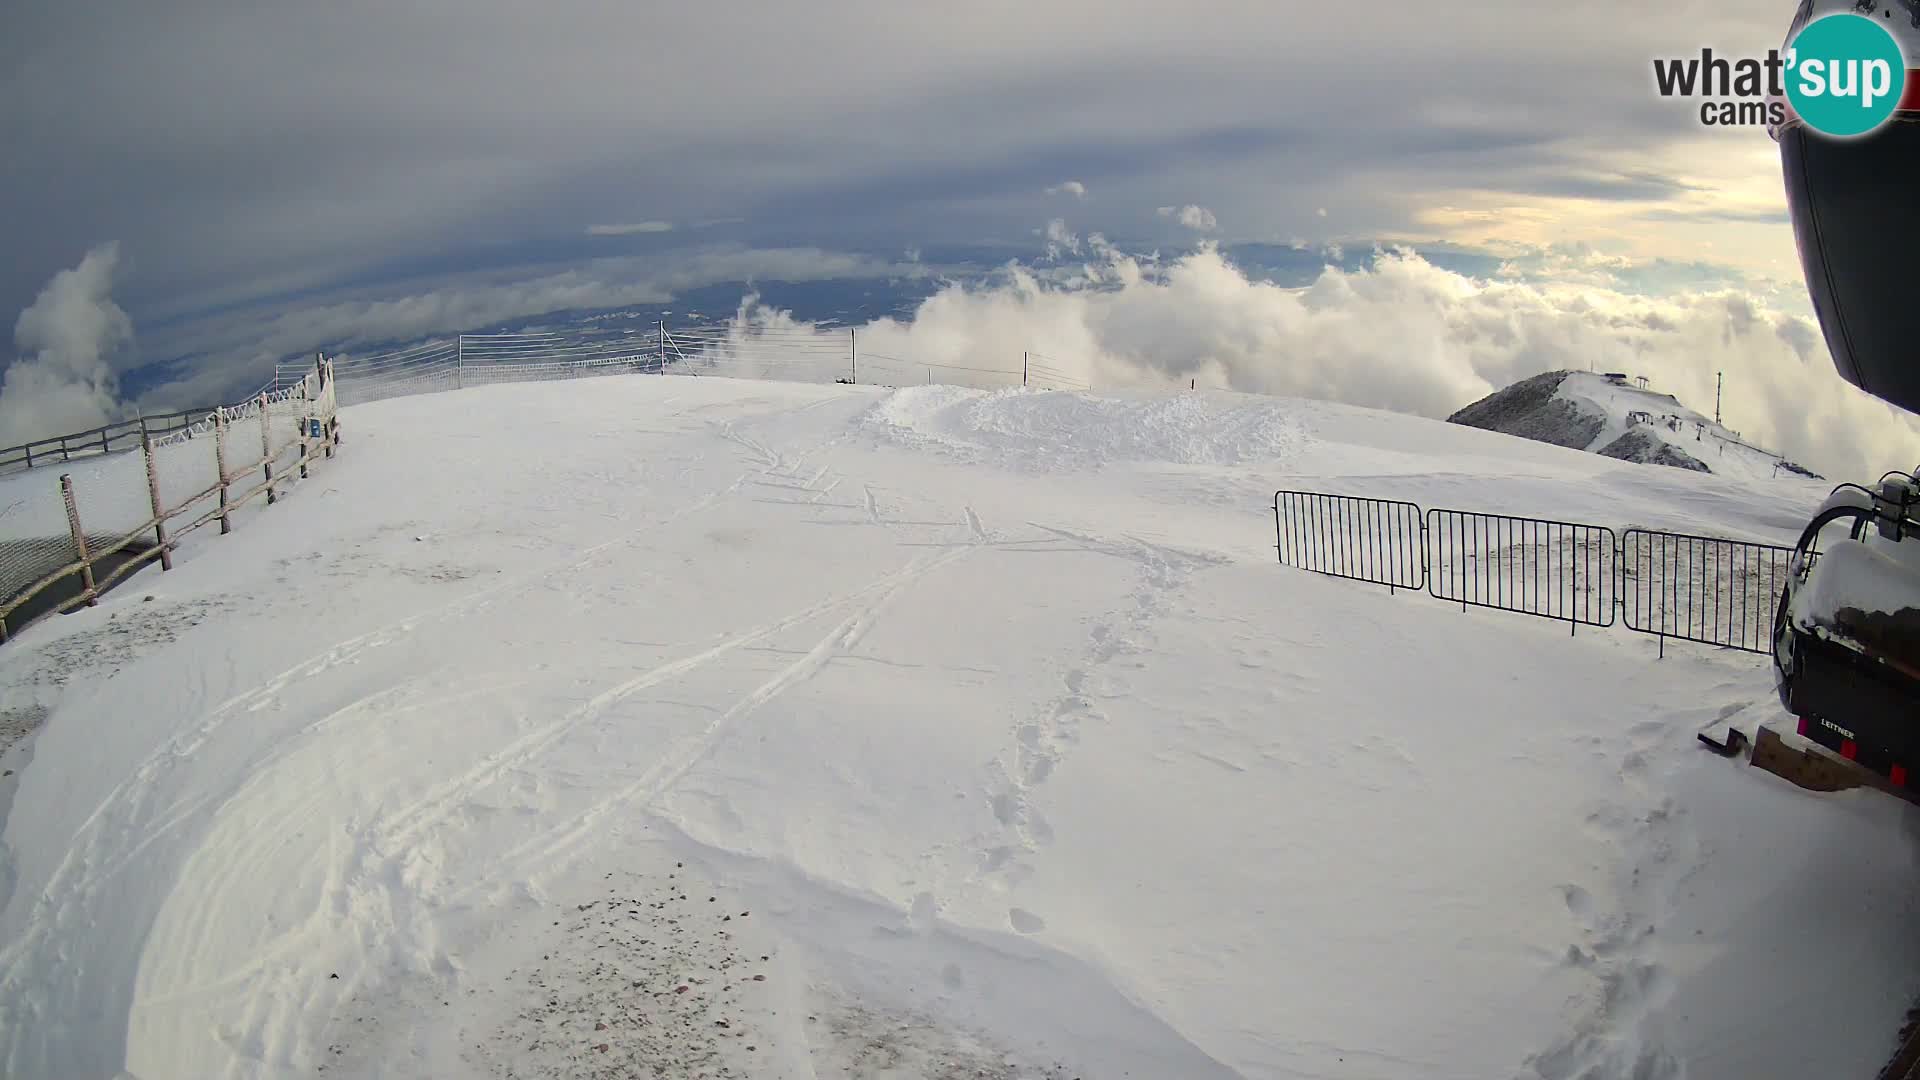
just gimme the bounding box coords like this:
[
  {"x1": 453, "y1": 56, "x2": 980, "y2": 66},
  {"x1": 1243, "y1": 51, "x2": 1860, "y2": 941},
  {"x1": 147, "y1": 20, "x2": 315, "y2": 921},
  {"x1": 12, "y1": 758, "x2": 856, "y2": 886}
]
[
  {"x1": 1271, "y1": 491, "x2": 1425, "y2": 592},
  {"x1": 1426, "y1": 509, "x2": 1617, "y2": 631},
  {"x1": 1621, "y1": 528, "x2": 1795, "y2": 656},
  {"x1": 1273, "y1": 489, "x2": 1793, "y2": 655}
]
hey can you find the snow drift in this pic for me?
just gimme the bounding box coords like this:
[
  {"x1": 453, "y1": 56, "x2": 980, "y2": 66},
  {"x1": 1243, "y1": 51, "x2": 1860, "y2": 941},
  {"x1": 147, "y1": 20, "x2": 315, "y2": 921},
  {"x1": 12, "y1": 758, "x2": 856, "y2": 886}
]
[{"x1": 0, "y1": 375, "x2": 1915, "y2": 1080}]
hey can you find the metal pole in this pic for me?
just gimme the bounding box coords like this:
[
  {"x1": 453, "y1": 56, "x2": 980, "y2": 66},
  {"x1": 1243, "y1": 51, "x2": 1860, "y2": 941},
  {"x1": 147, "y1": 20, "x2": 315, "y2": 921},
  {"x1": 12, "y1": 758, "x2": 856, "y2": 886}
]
[
  {"x1": 1715, "y1": 371, "x2": 1722, "y2": 425},
  {"x1": 456, "y1": 336, "x2": 464, "y2": 390},
  {"x1": 850, "y1": 328, "x2": 858, "y2": 384},
  {"x1": 61, "y1": 474, "x2": 97, "y2": 608},
  {"x1": 214, "y1": 407, "x2": 232, "y2": 534},
  {"x1": 659, "y1": 319, "x2": 667, "y2": 373},
  {"x1": 142, "y1": 431, "x2": 172, "y2": 571},
  {"x1": 258, "y1": 392, "x2": 276, "y2": 505},
  {"x1": 1023, "y1": 351, "x2": 1029, "y2": 387}
]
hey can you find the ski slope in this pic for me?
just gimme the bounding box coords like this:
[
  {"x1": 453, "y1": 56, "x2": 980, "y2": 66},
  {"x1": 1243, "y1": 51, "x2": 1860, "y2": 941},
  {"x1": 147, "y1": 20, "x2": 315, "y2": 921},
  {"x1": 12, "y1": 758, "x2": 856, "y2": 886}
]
[{"x1": 0, "y1": 375, "x2": 1916, "y2": 1080}]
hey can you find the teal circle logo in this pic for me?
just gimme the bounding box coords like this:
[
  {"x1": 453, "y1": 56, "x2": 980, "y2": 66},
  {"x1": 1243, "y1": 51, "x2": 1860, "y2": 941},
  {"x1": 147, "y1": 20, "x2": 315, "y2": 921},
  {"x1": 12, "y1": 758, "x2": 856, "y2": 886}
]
[{"x1": 1787, "y1": 12, "x2": 1906, "y2": 137}]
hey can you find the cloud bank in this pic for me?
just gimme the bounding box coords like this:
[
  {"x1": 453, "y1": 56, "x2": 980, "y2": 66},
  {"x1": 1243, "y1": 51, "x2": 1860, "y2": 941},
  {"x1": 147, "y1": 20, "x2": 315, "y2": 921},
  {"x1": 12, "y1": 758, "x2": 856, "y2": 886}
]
[
  {"x1": 132, "y1": 246, "x2": 928, "y2": 406},
  {"x1": 824, "y1": 243, "x2": 1920, "y2": 482},
  {"x1": 1, "y1": 244, "x2": 133, "y2": 446},
  {"x1": 93, "y1": 228, "x2": 1917, "y2": 487}
]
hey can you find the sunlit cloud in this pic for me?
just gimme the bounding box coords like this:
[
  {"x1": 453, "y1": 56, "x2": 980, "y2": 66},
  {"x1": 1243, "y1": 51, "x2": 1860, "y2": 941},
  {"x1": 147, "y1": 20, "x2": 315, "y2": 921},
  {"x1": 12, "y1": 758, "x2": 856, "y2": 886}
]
[{"x1": 586, "y1": 222, "x2": 674, "y2": 236}]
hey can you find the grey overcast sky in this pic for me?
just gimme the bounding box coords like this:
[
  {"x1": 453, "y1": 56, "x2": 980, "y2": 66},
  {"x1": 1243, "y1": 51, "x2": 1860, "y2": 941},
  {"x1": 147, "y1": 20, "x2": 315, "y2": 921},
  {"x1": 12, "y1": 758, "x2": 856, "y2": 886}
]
[
  {"x1": 2, "y1": 1, "x2": 1800, "y2": 315},
  {"x1": 7, "y1": 0, "x2": 1918, "y2": 476}
]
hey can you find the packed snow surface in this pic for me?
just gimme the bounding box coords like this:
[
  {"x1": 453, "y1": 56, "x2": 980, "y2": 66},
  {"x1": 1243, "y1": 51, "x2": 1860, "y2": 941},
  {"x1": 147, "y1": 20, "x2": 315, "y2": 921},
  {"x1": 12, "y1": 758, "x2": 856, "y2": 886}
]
[{"x1": 0, "y1": 377, "x2": 1915, "y2": 1080}]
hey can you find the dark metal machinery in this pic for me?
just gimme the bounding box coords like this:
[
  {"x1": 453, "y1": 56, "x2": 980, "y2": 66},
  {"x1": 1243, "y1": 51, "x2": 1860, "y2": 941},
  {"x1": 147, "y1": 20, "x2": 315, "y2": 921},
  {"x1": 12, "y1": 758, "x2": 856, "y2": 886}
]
[{"x1": 1766, "y1": 0, "x2": 1920, "y2": 792}]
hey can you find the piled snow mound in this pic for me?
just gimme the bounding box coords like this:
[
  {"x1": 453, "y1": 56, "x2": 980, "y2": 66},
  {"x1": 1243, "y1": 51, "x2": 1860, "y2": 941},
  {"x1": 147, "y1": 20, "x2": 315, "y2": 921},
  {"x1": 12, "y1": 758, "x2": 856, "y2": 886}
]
[
  {"x1": 862, "y1": 385, "x2": 1303, "y2": 470},
  {"x1": 1450, "y1": 370, "x2": 1821, "y2": 481}
]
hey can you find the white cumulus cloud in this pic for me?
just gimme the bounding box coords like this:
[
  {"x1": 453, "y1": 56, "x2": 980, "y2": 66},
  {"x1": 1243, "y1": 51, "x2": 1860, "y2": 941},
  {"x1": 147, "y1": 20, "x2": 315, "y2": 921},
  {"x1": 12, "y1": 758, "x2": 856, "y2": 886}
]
[
  {"x1": 1157, "y1": 205, "x2": 1218, "y2": 231},
  {"x1": 1, "y1": 244, "x2": 134, "y2": 446},
  {"x1": 1045, "y1": 181, "x2": 1087, "y2": 198},
  {"x1": 1042, "y1": 219, "x2": 1082, "y2": 259}
]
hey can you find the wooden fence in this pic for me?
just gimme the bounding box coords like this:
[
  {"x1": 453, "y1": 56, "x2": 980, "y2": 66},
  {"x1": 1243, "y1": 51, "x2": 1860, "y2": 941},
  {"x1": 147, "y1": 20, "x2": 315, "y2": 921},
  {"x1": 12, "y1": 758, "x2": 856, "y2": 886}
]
[
  {"x1": 0, "y1": 407, "x2": 218, "y2": 476},
  {"x1": 0, "y1": 359, "x2": 340, "y2": 644}
]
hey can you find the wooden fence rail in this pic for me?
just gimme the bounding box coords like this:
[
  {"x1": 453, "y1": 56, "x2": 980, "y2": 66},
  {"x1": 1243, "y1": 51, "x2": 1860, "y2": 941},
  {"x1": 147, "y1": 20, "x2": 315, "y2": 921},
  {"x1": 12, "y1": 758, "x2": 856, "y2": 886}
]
[{"x1": 0, "y1": 407, "x2": 219, "y2": 475}]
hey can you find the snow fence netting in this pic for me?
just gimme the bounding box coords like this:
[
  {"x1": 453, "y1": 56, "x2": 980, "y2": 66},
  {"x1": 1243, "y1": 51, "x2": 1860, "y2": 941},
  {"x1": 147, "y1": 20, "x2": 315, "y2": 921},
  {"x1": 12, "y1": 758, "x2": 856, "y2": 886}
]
[
  {"x1": 62, "y1": 446, "x2": 164, "y2": 567},
  {"x1": 148, "y1": 413, "x2": 225, "y2": 540},
  {"x1": 0, "y1": 473, "x2": 89, "y2": 634}
]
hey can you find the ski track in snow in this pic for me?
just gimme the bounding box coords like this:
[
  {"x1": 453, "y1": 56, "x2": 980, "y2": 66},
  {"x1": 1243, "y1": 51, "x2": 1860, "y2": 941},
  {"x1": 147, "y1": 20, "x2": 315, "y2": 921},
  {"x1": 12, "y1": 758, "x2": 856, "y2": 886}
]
[
  {"x1": 0, "y1": 399, "x2": 868, "y2": 1075},
  {"x1": 142, "y1": 411, "x2": 957, "y2": 1072},
  {"x1": 144, "y1": 404, "x2": 1013, "y2": 1076},
  {"x1": 2, "y1": 456, "x2": 736, "y2": 981},
  {"x1": 2, "y1": 378, "x2": 1916, "y2": 1080}
]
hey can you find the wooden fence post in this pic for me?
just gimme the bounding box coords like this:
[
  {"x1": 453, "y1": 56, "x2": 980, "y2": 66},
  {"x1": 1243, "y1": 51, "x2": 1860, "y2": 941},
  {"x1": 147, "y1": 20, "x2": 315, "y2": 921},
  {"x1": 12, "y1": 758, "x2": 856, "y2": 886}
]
[
  {"x1": 258, "y1": 392, "x2": 276, "y2": 505},
  {"x1": 60, "y1": 474, "x2": 97, "y2": 608},
  {"x1": 142, "y1": 432, "x2": 172, "y2": 571},
  {"x1": 100, "y1": 426, "x2": 111, "y2": 454},
  {"x1": 213, "y1": 407, "x2": 232, "y2": 535},
  {"x1": 324, "y1": 359, "x2": 338, "y2": 455}
]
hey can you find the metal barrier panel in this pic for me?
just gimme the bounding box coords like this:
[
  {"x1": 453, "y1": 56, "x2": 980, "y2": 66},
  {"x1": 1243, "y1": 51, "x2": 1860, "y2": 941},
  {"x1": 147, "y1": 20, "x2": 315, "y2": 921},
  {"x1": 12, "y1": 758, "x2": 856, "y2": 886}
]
[
  {"x1": 1272, "y1": 491, "x2": 1426, "y2": 591},
  {"x1": 1621, "y1": 528, "x2": 1794, "y2": 654},
  {"x1": 1425, "y1": 509, "x2": 1617, "y2": 627}
]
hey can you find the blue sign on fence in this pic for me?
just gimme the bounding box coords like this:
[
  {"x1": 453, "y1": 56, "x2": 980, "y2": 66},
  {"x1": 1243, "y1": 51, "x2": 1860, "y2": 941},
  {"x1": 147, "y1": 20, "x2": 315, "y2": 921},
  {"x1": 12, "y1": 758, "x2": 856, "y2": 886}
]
[{"x1": 308, "y1": 419, "x2": 322, "y2": 439}]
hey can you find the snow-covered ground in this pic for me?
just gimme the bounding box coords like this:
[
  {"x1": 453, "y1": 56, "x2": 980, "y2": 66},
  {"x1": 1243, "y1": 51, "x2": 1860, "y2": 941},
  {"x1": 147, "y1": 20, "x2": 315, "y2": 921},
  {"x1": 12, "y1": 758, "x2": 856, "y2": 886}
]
[{"x1": 0, "y1": 375, "x2": 1916, "y2": 1080}]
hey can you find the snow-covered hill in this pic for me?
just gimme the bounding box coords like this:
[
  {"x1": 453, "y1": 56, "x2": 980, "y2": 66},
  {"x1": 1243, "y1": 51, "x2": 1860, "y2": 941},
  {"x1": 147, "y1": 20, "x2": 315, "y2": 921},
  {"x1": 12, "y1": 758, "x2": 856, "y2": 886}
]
[
  {"x1": 0, "y1": 376, "x2": 1913, "y2": 1080},
  {"x1": 1450, "y1": 371, "x2": 1824, "y2": 482}
]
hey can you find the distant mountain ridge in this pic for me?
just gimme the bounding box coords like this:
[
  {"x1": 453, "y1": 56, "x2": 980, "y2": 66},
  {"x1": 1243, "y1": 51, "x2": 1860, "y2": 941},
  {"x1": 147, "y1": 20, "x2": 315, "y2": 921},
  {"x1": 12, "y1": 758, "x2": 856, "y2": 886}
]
[{"x1": 1448, "y1": 370, "x2": 1822, "y2": 480}]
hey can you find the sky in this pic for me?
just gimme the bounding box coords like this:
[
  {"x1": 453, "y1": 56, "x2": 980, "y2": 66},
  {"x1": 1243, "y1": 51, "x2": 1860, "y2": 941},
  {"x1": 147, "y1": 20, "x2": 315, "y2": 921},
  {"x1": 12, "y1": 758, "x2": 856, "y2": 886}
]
[{"x1": 4, "y1": 0, "x2": 1918, "y2": 478}]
